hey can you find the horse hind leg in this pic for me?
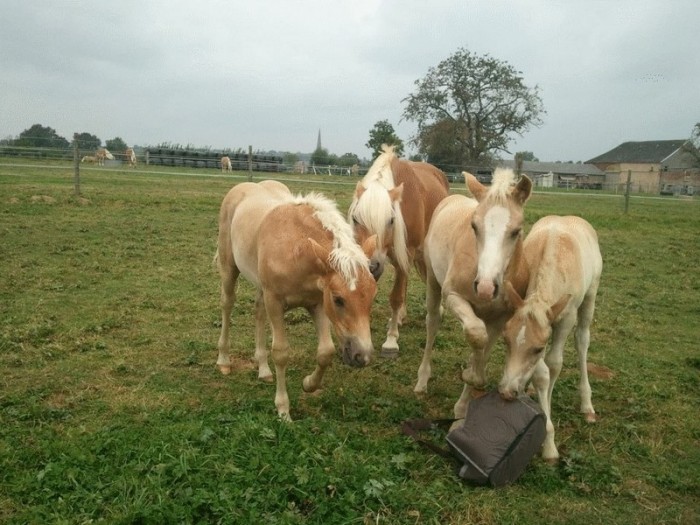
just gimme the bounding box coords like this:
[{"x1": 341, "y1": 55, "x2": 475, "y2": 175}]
[
  {"x1": 576, "y1": 290, "x2": 599, "y2": 422},
  {"x1": 216, "y1": 263, "x2": 239, "y2": 375},
  {"x1": 381, "y1": 266, "x2": 408, "y2": 358},
  {"x1": 414, "y1": 271, "x2": 441, "y2": 394},
  {"x1": 254, "y1": 290, "x2": 273, "y2": 382}
]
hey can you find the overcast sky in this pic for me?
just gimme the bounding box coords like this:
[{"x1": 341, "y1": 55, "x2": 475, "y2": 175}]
[{"x1": 1, "y1": 0, "x2": 698, "y2": 162}]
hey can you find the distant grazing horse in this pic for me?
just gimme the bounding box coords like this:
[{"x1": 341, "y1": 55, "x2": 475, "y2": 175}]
[
  {"x1": 221, "y1": 156, "x2": 232, "y2": 172},
  {"x1": 415, "y1": 169, "x2": 532, "y2": 418},
  {"x1": 81, "y1": 155, "x2": 96, "y2": 164},
  {"x1": 499, "y1": 215, "x2": 603, "y2": 461},
  {"x1": 348, "y1": 145, "x2": 449, "y2": 357},
  {"x1": 95, "y1": 148, "x2": 114, "y2": 166},
  {"x1": 215, "y1": 180, "x2": 378, "y2": 420},
  {"x1": 125, "y1": 147, "x2": 137, "y2": 167}
]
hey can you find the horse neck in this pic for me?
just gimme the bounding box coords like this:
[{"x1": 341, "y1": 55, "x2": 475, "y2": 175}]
[{"x1": 505, "y1": 238, "x2": 530, "y2": 297}]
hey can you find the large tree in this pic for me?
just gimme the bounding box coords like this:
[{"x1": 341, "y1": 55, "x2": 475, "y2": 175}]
[
  {"x1": 402, "y1": 48, "x2": 545, "y2": 169},
  {"x1": 75, "y1": 132, "x2": 101, "y2": 151},
  {"x1": 366, "y1": 120, "x2": 404, "y2": 158},
  {"x1": 13, "y1": 124, "x2": 69, "y2": 150},
  {"x1": 105, "y1": 137, "x2": 128, "y2": 153}
]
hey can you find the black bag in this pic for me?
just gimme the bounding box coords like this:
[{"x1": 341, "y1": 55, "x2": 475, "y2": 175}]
[{"x1": 402, "y1": 390, "x2": 546, "y2": 487}]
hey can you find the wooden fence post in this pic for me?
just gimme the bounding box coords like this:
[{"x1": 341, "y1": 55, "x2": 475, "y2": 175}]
[
  {"x1": 248, "y1": 145, "x2": 253, "y2": 182},
  {"x1": 72, "y1": 133, "x2": 80, "y2": 196},
  {"x1": 624, "y1": 169, "x2": 631, "y2": 214}
]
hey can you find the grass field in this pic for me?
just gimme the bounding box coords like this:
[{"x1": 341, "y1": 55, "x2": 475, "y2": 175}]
[{"x1": 1, "y1": 161, "x2": 698, "y2": 524}]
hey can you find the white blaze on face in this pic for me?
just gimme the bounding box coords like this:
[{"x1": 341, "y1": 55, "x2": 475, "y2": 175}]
[
  {"x1": 476, "y1": 206, "x2": 510, "y2": 298},
  {"x1": 516, "y1": 324, "x2": 527, "y2": 349}
]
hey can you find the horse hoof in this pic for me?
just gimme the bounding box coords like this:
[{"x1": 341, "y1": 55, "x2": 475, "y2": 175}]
[
  {"x1": 218, "y1": 365, "x2": 232, "y2": 375},
  {"x1": 259, "y1": 374, "x2": 274, "y2": 383},
  {"x1": 584, "y1": 412, "x2": 597, "y2": 423},
  {"x1": 543, "y1": 456, "x2": 560, "y2": 466},
  {"x1": 380, "y1": 346, "x2": 399, "y2": 359}
]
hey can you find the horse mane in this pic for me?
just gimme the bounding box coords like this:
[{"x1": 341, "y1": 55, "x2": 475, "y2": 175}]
[
  {"x1": 348, "y1": 145, "x2": 410, "y2": 273},
  {"x1": 486, "y1": 168, "x2": 517, "y2": 204},
  {"x1": 293, "y1": 192, "x2": 368, "y2": 290}
]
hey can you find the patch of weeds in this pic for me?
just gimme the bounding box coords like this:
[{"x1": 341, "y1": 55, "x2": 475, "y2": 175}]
[{"x1": 560, "y1": 449, "x2": 623, "y2": 495}]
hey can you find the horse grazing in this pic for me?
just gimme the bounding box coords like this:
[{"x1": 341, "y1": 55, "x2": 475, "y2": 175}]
[
  {"x1": 221, "y1": 156, "x2": 232, "y2": 172},
  {"x1": 216, "y1": 180, "x2": 378, "y2": 420},
  {"x1": 125, "y1": 147, "x2": 137, "y2": 167},
  {"x1": 415, "y1": 169, "x2": 532, "y2": 418},
  {"x1": 499, "y1": 215, "x2": 603, "y2": 461},
  {"x1": 347, "y1": 145, "x2": 449, "y2": 357},
  {"x1": 95, "y1": 148, "x2": 114, "y2": 166}
]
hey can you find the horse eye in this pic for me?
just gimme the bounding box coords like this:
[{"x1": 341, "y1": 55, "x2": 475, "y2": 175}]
[
  {"x1": 333, "y1": 296, "x2": 345, "y2": 309},
  {"x1": 510, "y1": 228, "x2": 521, "y2": 239},
  {"x1": 471, "y1": 222, "x2": 478, "y2": 233},
  {"x1": 352, "y1": 217, "x2": 359, "y2": 226},
  {"x1": 388, "y1": 217, "x2": 394, "y2": 226},
  {"x1": 533, "y1": 347, "x2": 545, "y2": 355}
]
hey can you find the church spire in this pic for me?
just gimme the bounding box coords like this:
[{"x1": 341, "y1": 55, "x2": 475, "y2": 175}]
[{"x1": 316, "y1": 129, "x2": 322, "y2": 151}]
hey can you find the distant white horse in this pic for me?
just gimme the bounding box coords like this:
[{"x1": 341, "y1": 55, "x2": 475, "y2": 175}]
[
  {"x1": 221, "y1": 156, "x2": 232, "y2": 172},
  {"x1": 95, "y1": 148, "x2": 114, "y2": 166},
  {"x1": 125, "y1": 148, "x2": 137, "y2": 167},
  {"x1": 499, "y1": 215, "x2": 603, "y2": 462},
  {"x1": 81, "y1": 155, "x2": 96, "y2": 164}
]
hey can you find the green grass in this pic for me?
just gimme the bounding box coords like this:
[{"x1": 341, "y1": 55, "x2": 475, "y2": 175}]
[{"x1": 1, "y1": 161, "x2": 698, "y2": 524}]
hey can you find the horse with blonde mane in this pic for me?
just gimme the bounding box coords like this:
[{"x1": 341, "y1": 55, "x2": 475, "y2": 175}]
[
  {"x1": 95, "y1": 148, "x2": 114, "y2": 166},
  {"x1": 221, "y1": 156, "x2": 232, "y2": 172},
  {"x1": 215, "y1": 180, "x2": 378, "y2": 420},
  {"x1": 499, "y1": 215, "x2": 603, "y2": 461},
  {"x1": 416, "y1": 169, "x2": 532, "y2": 418},
  {"x1": 348, "y1": 145, "x2": 449, "y2": 357}
]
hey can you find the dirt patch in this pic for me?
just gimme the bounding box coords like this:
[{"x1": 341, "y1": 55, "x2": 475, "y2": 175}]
[
  {"x1": 30, "y1": 195, "x2": 56, "y2": 204},
  {"x1": 587, "y1": 362, "x2": 615, "y2": 380},
  {"x1": 7, "y1": 197, "x2": 20, "y2": 204}
]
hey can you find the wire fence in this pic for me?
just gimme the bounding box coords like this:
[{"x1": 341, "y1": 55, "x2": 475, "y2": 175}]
[{"x1": 1, "y1": 141, "x2": 697, "y2": 198}]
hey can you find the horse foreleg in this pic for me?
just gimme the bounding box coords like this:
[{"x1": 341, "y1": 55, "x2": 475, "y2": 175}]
[
  {"x1": 414, "y1": 273, "x2": 441, "y2": 393},
  {"x1": 265, "y1": 295, "x2": 292, "y2": 421},
  {"x1": 302, "y1": 306, "x2": 335, "y2": 393},
  {"x1": 531, "y1": 358, "x2": 557, "y2": 462},
  {"x1": 381, "y1": 266, "x2": 408, "y2": 357},
  {"x1": 253, "y1": 290, "x2": 273, "y2": 382}
]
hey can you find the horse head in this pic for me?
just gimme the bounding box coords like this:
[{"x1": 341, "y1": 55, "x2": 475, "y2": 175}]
[
  {"x1": 466, "y1": 169, "x2": 532, "y2": 301},
  {"x1": 302, "y1": 235, "x2": 378, "y2": 367},
  {"x1": 498, "y1": 282, "x2": 571, "y2": 400}
]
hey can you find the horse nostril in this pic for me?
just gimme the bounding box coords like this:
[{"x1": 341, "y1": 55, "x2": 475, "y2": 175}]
[
  {"x1": 493, "y1": 282, "x2": 499, "y2": 297},
  {"x1": 473, "y1": 280, "x2": 479, "y2": 294}
]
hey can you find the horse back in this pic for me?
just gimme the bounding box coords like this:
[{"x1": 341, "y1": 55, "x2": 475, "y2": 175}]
[
  {"x1": 525, "y1": 215, "x2": 602, "y2": 301},
  {"x1": 391, "y1": 158, "x2": 449, "y2": 246}
]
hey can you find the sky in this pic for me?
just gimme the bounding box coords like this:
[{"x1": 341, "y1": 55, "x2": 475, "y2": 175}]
[{"x1": 1, "y1": 0, "x2": 698, "y2": 163}]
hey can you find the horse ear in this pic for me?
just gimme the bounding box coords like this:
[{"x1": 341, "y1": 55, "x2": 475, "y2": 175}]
[
  {"x1": 466, "y1": 173, "x2": 488, "y2": 201},
  {"x1": 547, "y1": 294, "x2": 571, "y2": 323},
  {"x1": 389, "y1": 183, "x2": 404, "y2": 203},
  {"x1": 505, "y1": 281, "x2": 525, "y2": 309},
  {"x1": 355, "y1": 180, "x2": 365, "y2": 199},
  {"x1": 297, "y1": 238, "x2": 331, "y2": 274},
  {"x1": 513, "y1": 175, "x2": 533, "y2": 205},
  {"x1": 361, "y1": 234, "x2": 378, "y2": 258}
]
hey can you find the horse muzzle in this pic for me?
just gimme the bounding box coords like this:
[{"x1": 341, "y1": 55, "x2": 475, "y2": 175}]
[
  {"x1": 369, "y1": 260, "x2": 383, "y2": 281},
  {"x1": 340, "y1": 338, "x2": 373, "y2": 368}
]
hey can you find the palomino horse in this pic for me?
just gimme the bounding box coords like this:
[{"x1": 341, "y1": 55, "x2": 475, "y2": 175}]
[
  {"x1": 95, "y1": 148, "x2": 114, "y2": 166},
  {"x1": 125, "y1": 147, "x2": 137, "y2": 167},
  {"x1": 221, "y1": 156, "x2": 232, "y2": 172},
  {"x1": 81, "y1": 155, "x2": 96, "y2": 164},
  {"x1": 415, "y1": 169, "x2": 532, "y2": 418},
  {"x1": 347, "y1": 145, "x2": 449, "y2": 357},
  {"x1": 499, "y1": 215, "x2": 603, "y2": 461},
  {"x1": 215, "y1": 180, "x2": 378, "y2": 420}
]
